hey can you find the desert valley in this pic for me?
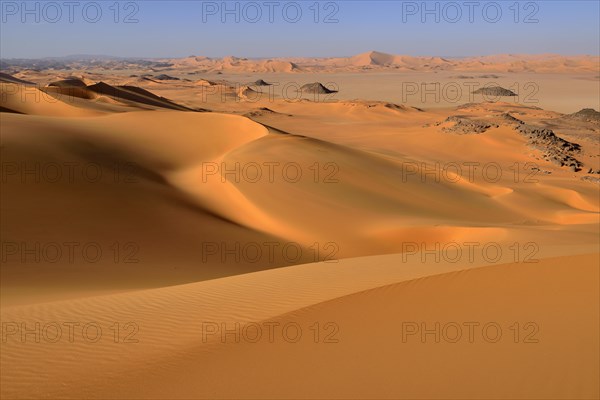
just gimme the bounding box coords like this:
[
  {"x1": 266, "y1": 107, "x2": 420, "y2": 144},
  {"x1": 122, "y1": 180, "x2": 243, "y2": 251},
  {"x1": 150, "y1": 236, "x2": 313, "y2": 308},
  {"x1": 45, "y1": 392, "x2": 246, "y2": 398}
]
[{"x1": 1, "y1": 49, "x2": 599, "y2": 399}]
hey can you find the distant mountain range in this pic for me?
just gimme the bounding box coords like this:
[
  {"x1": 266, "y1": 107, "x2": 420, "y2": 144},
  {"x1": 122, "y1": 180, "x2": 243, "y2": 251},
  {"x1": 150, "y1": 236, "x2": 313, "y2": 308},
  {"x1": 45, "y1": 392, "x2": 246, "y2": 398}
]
[{"x1": 2, "y1": 51, "x2": 598, "y2": 74}]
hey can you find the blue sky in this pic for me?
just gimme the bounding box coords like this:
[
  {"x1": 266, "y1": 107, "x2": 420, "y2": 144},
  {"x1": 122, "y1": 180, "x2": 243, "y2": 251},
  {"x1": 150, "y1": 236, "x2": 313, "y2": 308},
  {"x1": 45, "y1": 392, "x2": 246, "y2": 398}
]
[{"x1": 1, "y1": 1, "x2": 599, "y2": 58}]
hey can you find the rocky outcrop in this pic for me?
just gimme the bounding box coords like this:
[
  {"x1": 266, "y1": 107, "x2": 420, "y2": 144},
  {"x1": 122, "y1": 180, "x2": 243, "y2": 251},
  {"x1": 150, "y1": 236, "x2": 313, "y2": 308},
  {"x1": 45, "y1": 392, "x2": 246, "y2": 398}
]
[
  {"x1": 515, "y1": 124, "x2": 583, "y2": 171},
  {"x1": 440, "y1": 116, "x2": 499, "y2": 134}
]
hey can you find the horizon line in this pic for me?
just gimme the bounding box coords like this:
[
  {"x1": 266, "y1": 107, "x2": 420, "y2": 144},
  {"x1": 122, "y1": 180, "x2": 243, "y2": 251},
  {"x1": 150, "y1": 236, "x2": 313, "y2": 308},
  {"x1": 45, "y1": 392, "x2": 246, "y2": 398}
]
[{"x1": 2, "y1": 51, "x2": 600, "y2": 61}]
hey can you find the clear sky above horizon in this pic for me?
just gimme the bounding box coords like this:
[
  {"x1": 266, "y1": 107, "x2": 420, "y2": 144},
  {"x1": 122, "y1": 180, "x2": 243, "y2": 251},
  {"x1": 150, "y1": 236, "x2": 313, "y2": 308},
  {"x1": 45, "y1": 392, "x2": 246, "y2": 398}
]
[{"x1": 1, "y1": 1, "x2": 599, "y2": 59}]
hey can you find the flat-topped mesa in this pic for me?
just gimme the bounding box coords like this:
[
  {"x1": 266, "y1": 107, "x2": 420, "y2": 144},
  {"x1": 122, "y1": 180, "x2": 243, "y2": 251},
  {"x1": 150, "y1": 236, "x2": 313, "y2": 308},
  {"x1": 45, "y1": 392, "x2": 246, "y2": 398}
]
[
  {"x1": 472, "y1": 86, "x2": 518, "y2": 97},
  {"x1": 300, "y1": 82, "x2": 338, "y2": 94}
]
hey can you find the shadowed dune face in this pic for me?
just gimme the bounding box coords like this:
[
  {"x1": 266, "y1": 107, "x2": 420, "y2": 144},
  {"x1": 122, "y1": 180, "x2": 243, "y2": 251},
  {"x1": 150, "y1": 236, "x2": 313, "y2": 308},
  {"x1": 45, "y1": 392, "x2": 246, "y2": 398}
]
[
  {"x1": 1, "y1": 61, "x2": 599, "y2": 399},
  {"x1": 0, "y1": 72, "x2": 35, "y2": 85},
  {"x1": 1, "y1": 82, "x2": 197, "y2": 114},
  {"x1": 0, "y1": 108, "x2": 309, "y2": 304},
  {"x1": 1, "y1": 78, "x2": 599, "y2": 300},
  {"x1": 48, "y1": 78, "x2": 88, "y2": 88},
  {"x1": 85, "y1": 82, "x2": 194, "y2": 110}
]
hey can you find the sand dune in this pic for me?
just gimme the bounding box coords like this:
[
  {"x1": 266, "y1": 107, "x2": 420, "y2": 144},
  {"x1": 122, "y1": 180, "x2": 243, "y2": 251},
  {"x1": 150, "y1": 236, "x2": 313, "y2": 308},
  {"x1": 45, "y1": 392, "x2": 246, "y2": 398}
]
[
  {"x1": 236, "y1": 85, "x2": 260, "y2": 100},
  {"x1": 4, "y1": 53, "x2": 597, "y2": 75},
  {"x1": 0, "y1": 72, "x2": 35, "y2": 85},
  {"x1": 2, "y1": 81, "x2": 598, "y2": 297},
  {"x1": 168, "y1": 56, "x2": 300, "y2": 73},
  {"x1": 1, "y1": 79, "x2": 197, "y2": 113},
  {"x1": 1, "y1": 57, "x2": 599, "y2": 399},
  {"x1": 48, "y1": 78, "x2": 88, "y2": 88},
  {"x1": 0, "y1": 82, "x2": 102, "y2": 116},
  {"x1": 86, "y1": 82, "x2": 195, "y2": 111},
  {"x1": 0, "y1": 109, "x2": 322, "y2": 305},
  {"x1": 66, "y1": 52, "x2": 590, "y2": 74},
  {"x1": 1, "y1": 252, "x2": 597, "y2": 398}
]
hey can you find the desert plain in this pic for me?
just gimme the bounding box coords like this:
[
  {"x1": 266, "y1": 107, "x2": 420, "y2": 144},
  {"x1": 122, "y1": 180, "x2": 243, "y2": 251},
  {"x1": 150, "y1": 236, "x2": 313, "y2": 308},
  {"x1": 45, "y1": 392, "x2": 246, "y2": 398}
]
[{"x1": 0, "y1": 51, "x2": 599, "y2": 399}]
